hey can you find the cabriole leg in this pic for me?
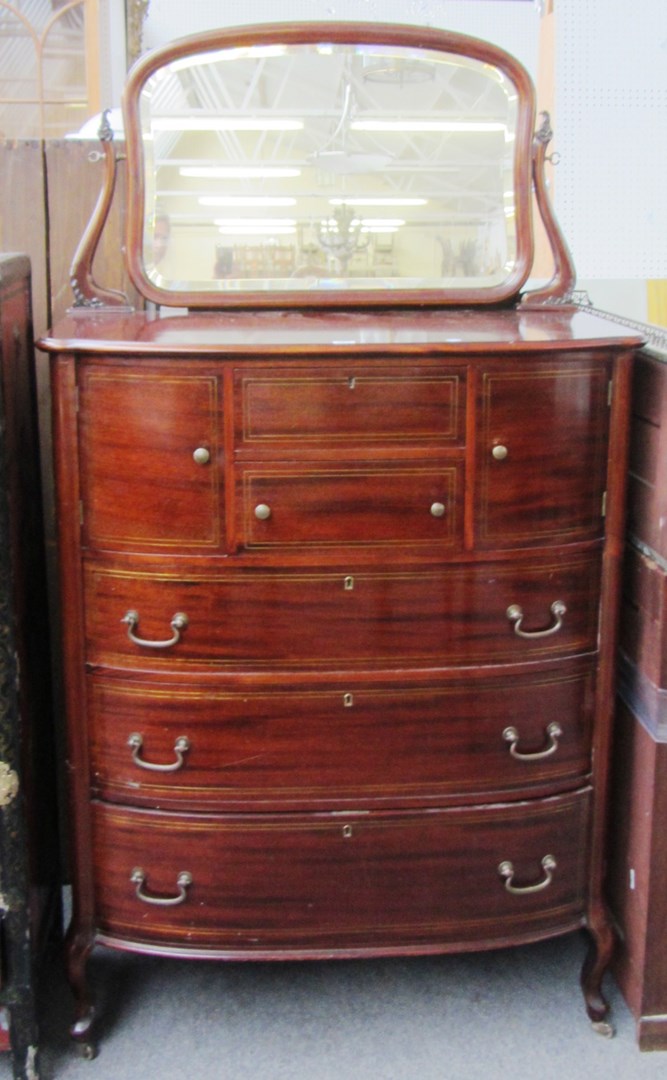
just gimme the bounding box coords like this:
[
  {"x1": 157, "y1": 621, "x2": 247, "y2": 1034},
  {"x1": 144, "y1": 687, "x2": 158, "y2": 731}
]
[
  {"x1": 581, "y1": 918, "x2": 615, "y2": 1037},
  {"x1": 66, "y1": 928, "x2": 97, "y2": 1059}
]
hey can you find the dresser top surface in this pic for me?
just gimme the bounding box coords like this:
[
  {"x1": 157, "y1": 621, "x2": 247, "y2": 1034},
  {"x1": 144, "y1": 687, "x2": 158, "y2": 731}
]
[{"x1": 39, "y1": 306, "x2": 644, "y2": 357}]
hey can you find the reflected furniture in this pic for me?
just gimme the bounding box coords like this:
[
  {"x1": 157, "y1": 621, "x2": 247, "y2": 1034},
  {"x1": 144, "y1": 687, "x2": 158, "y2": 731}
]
[
  {"x1": 0, "y1": 255, "x2": 59, "y2": 1080},
  {"x1": 38, "y1": 22, "x2": 643, "y2": 1056},
  {"x1": 609, "y1": 343, "x2": 667, "y2": 1050}
]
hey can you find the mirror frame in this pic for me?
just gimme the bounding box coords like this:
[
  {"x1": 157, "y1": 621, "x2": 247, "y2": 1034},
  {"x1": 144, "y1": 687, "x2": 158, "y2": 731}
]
[{"x1": 120, "y1": 22, "x2": 539, "y2": 310}]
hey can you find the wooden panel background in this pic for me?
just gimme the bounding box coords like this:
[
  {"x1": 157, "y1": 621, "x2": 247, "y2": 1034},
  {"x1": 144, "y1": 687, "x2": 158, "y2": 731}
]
[
  {"x1": 0, "y1": 136, "x2": 140, "y2": 580},
  {"x1": 0, "y1": 138, "x2": 138, "y2": 340}
]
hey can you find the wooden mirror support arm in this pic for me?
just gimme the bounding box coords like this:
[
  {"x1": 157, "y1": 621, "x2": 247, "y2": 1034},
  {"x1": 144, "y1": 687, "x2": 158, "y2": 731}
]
[
  {"x1": 520, "y1": 112, "x2": 577, "y2": 308},
  {"x1": 68, "y1": 110, "x2": 132, "y2": 311}
]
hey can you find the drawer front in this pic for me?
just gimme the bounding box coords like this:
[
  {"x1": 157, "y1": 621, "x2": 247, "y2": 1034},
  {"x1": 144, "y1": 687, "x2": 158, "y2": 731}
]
[
  {"x1": 234, "y1": 364, "x2": 466, "y2": 454},
  {"x1": 476, "y1": 361, "x2": 611, "y2": 548},
  {"x1": 79, "y1": 366, "x2": 223, "y2": 553},
  {"x1": 92, "y1": 790, "x2": 590, "y2": 952},
  {"x1": 89, "y1": 663, "x2": 595, "y2": 811},
  {"x1": 238, "y1": 462, "x2": 463, "y2": 550},
  {"x1": 85, "y1": 551, "x2": 601, "y2": 672}
]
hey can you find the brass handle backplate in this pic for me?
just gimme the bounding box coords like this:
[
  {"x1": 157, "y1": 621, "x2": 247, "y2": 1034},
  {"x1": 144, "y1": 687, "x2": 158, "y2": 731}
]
[
  {"x1": 121, "y1": 610, "x2": 188, "y2": 649},
  {"x1": 131, "y1": 868, "x2": 192, "y2": 906},
  {"x1": 128, "y1": 733, "x2": 190, "y2": 772},
  {"x1": 506, "y1": 600, "x2": 566, "y2": 639},
  {"x1": 498, "y1": 854, "x2": 556, "y2": 895},
  {"x1": 502, "y1": 722, "x2": 563, "y2": 761}
]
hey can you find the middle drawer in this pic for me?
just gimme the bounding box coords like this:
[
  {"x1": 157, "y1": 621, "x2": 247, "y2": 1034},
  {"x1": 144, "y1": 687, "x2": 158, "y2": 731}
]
[{"x1": 88, "y1": 661, "x2": 595, "y2": 811}]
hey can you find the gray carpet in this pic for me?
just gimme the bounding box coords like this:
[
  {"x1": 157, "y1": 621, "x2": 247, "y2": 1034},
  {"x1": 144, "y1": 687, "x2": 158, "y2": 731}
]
[{"x1": 4, "y1": 930, "x2": 666, "y2": 1079}]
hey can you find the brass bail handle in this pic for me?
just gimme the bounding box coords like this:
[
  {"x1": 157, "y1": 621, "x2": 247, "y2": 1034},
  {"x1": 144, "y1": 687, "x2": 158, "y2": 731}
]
[
  {"x1": 121, "y1": 610, "x2": 188, "y2": 649},
  {"x1": 498, "y1": 854, "x2": 556, "y2": 895},
  {"x1": 502, "y1": 722, "x2": 563, "y2": 761},
  {"x1": 506, "y1": 600, "x2": 566, "y2": 639},
  {"x1": 130, "y1": 868, "x2": 193, "y2": 906},
  {"x1": 128, "y1": 733, "x2": 190, "y2": 772}
]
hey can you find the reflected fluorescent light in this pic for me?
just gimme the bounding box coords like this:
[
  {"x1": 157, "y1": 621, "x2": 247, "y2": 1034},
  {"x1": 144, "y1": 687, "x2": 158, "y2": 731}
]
[
  {"x1": 329, "y1": 197, "x2": 427, "y2": 207},
  {"x1": 215, "y1": 218, "x2": 296, "y2": 227},
  {"x1": 180, "y1": 166, "x2": 301, "y2": 179},
  {"x1": 153, "y1": 117, "x2": 303, "y2": 132},
  {"x1": 361, "y1": 226, "x2": 399, "y2": 234},
  {"x1": 350, "y1": 120, "x2": 506, "y2": 133},
  {"x1": 360, "y1": 218, "x2": 405, "y2": 227},
  {"x1": 217, "y1": 225, "x2": 296, "y2": 235},
  {"x1": 200, "y1": 196, "x2": 297, "y2": 207}
]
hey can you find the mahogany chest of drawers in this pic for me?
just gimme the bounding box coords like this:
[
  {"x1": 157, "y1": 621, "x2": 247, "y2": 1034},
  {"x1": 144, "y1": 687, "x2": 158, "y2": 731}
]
[{"x1": 40, "y1": 306, "x2": 640, "y2": 1052}]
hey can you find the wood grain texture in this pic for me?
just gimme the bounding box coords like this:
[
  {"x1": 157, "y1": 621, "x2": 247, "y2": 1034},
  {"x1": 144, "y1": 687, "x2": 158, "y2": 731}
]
[
  {"x1": 87, "y1": 661, "x2": 595, "y2": 811},
  {"x1": 83, "y1": 550, "x2": 601, "y2": 672},
  {"x1": 91, "y1": 790, "x2": 591, "y2": 953},
  {"x1": 39, "y1": 306, "x2": 639, "y2": 1045}
]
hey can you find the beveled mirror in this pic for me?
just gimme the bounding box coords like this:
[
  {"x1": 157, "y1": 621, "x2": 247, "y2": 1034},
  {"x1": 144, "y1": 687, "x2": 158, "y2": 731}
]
[{"x1": 120, "y1": 22, "x2": 539, "y2": 308}]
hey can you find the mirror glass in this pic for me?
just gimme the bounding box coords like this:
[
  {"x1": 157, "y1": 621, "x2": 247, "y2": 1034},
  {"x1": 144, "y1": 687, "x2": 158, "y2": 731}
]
[{"x1": 130, "y1": 36, "x2": 530, "y2": 302}]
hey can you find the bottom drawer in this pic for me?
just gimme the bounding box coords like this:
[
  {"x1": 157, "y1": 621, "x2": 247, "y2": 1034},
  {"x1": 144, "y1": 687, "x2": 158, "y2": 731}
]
[{"x1": 92, "y1": 790, "x2": 590, "y2": 955}]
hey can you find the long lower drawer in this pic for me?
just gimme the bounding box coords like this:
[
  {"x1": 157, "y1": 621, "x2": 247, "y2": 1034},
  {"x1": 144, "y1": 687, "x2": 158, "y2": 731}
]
[
  {"x1": 84, "y1": 551, "x2": 601, "y2": 672},
  {"x1": 92, "y1": 789, "x2": 590, "y2": 955}
]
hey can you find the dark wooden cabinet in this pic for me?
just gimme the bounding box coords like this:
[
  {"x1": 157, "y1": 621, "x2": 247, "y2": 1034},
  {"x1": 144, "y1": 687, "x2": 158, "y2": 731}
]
[
  {"x1": 40, "y1": 307, "x2": 640, "y2": 1054},
  {"x1": 0, "y1": 255, "x2": 59, "y2": 1079},
  {"x1": 608, "y1": 346, "x2": 667, "y2": 1050}
]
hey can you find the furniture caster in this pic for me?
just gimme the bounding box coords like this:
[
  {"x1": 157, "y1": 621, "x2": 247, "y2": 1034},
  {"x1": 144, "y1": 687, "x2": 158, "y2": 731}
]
[{"x1": 591, "y1": 1019, "x2": 615, "y2": 1038}]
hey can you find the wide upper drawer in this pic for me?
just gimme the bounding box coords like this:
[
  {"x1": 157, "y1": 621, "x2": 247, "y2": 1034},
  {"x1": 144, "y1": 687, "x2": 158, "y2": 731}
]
[
  {"x1": 84, "y1": 550, "x2": 601, "y2": 672},
  {"x1": 88, "y1": 661, "x2": 595, "y2": 812},
  {"x1": 92, "y1": 789, "x2": 591, "y2": 954},
  {"x1": 233, "y1": 362, "x2": 466, "y2": 455}
]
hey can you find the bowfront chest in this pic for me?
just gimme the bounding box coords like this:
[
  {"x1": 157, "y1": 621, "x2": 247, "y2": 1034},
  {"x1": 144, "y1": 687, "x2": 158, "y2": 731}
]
[
  {"x1": 41, "y1": 307, "x2": 640, "y2": 1052},
  {"x1": 38, "y1": 17, "x2": 647, "y2": 1056}
]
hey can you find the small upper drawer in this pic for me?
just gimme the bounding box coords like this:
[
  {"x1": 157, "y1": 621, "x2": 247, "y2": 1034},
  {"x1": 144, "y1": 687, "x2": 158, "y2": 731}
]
[
  {"x1": 237, "y1": 462, "x2": 463, "y2": 550},
  {"x1": 234, "y1": 363, "x2": 466, "y2": 455}
]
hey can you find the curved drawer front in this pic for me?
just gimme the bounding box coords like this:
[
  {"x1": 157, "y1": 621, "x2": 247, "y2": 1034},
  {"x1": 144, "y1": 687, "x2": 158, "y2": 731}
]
[
  {"x1": 92, "y1": 789, "x2": 590, "y2": 953},
  {"x1": 89, "y1": 663, "x2": 595, "y2": 811},
  {"x1": 237, "y1": 462, "x2": 463, "y2": 550},
  {"x1": 85, "y1": 551, "x2": 601, "y2": 672},
  {"x1": 79, "y1": 366, "x2": 224, "y2": 554},
  {"x1": 475, "y1": 362, "x2": 611, "y2": 548}
]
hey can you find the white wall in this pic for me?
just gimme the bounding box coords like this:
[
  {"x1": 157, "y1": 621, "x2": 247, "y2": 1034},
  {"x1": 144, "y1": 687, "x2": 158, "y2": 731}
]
[
  {"x1": 140, "y1": 0, "x2": 667, "y2": 321},
  {"x1": 143, "y1": 1, "x2": 540, "y2": 74}
]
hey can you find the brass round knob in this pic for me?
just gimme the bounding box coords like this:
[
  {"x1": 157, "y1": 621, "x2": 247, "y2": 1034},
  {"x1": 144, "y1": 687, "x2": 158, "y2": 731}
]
[
  {"x1": 492, "y1": 444, "x2": 508, "y2": 461},
  {"x1": 193, "y1": 447, "x2": 210, "y2": 465},
  {"x1": 430, "y1": 502, "x2": 446, "y2": 518},
  {"x1": 254, "y1": 503, "x2": 272, "y2": 521}
]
